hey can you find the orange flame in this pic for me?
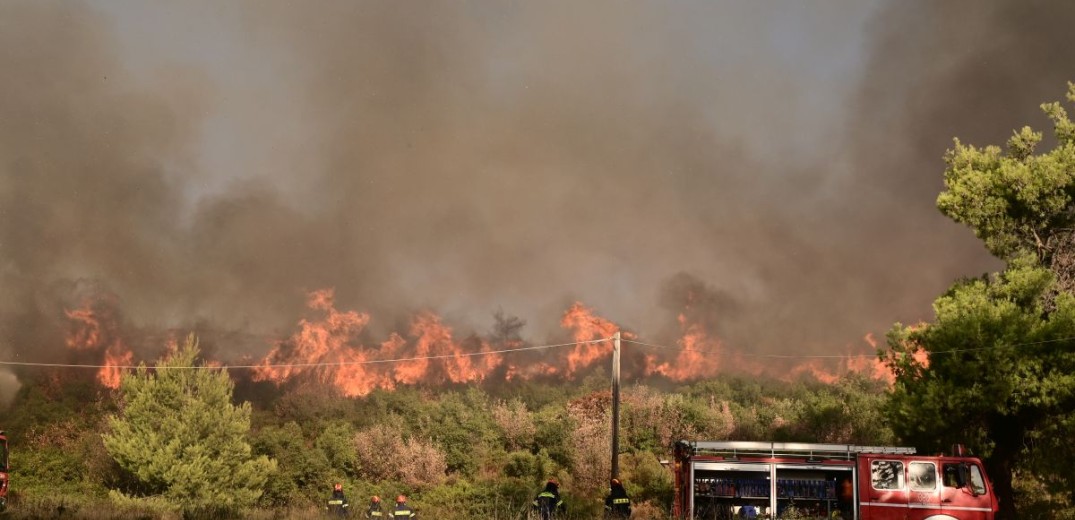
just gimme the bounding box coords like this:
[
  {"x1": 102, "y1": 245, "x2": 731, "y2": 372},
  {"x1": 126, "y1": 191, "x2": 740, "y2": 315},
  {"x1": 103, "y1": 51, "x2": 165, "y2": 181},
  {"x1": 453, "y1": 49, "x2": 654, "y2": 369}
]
[
  {"x1": 253, "y1": 292, "x2": 914, "y2": 392},
  {"x1": 782, "y1": 333, "x2": 928, "y2": 385},
  {"x1": 645, "y1": 313, "x2": 723, "y2": 380},
  {"x1": 99, "y1": 348, "x2": 134, "y2": 388},
  {"x1": 559, "y1": 302, "x2": 625, "y2": 377},
  {"x1": 661, "y1": 315, "x2": 909, "y2": 385},
  {"x1": 254, "y1": 290, "x2": 506, "y2": 396},
  {"x1": 63, "y1": 302, "x2": 133, "y2": 388},
  {"x1": 65, "y1": 307, "x2": 102, "y2": 351},
  {"x1": 58, "y1": 286, "x2": 925, "y2": 395},
  {"x1": 253, "y1": 289, "x2": 377, "y2": 394}
]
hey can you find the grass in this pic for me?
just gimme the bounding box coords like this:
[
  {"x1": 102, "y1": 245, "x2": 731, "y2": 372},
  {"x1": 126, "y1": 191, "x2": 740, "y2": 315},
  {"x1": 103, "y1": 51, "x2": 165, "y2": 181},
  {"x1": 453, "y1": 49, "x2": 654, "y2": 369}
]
[{"x1": 0, "y1": 495, "x2": 680, "y2": 520}]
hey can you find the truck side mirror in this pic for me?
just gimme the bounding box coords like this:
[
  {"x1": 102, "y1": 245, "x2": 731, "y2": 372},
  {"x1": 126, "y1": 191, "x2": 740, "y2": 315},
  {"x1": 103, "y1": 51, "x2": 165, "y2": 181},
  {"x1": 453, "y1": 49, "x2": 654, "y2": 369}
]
[
  {"x1": 955, "y1": 464, "x2": 968, "y2": 488},
  {"x1": 958, "y1": 464, "x2": 984, "y2": 496}
]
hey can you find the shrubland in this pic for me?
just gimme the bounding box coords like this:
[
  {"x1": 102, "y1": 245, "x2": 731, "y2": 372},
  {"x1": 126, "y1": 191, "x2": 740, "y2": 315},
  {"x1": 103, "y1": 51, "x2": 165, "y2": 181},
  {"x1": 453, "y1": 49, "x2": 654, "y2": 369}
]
[{"x1": 3, "y1": 353, "x2": 892, "y2": 518}]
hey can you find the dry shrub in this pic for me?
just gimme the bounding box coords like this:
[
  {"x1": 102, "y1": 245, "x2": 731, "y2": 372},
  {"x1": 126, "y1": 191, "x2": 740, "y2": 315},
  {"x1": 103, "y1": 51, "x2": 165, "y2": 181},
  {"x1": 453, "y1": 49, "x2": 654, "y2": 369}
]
[
  {"x1": 711, "y1": 398, "x2": 736, "y2": 438},
  {"x1": 491, "y1": 399, "x2": 536, "y2": 450},
  {"x1": 353, "y1": 421, "x2": 447, "y2": 486},
  {"x1": 24, "y1": 418, "x2": 83, "y2": 449},
  {"x1": 566, "y1": 392, "x2": 612, "y2": 496},
  {"x1": 631, "y1": 501, "x2": 674, "y2": 520},
  {"x1": 625, "y1": 387, "x2": 735, "y2": 447}
]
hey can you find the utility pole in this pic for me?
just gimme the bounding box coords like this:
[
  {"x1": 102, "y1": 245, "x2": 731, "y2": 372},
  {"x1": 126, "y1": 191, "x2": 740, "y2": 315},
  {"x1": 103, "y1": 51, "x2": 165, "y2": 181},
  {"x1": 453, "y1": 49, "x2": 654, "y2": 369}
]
[{"x1": 611, "y1": 331, "x2": 621, "y2": 481}]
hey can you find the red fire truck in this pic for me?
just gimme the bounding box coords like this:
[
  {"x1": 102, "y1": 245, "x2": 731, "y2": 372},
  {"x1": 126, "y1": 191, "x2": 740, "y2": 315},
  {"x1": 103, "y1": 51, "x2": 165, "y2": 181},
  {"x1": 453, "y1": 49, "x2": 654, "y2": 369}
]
[
  {"x1": 673, "y1": 440, "x2": 997, "y2": 519},
  {"x1": 0, "y1": 429, "x2": 8, "y2": 512}
]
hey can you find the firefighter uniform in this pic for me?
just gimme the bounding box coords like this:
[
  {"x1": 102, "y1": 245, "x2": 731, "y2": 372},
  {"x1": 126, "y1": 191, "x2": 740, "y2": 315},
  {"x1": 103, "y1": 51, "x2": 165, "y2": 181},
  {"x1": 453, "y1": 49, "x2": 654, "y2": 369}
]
[
  {"x1": 392, "y1": 495, "x2": 416, "y2": 518},
  {"x1": 532, "y1": 479, "x2": 566, "y2": 520},
  {"x1": 328, "y1": 483, "x2": 350, "y2": 517},
  {"x1": 367, "y1": 496, "x2": 384, "y2": 518},
  {"x1": 604, "y1": 479, "x2": 632, "y2": 518}
]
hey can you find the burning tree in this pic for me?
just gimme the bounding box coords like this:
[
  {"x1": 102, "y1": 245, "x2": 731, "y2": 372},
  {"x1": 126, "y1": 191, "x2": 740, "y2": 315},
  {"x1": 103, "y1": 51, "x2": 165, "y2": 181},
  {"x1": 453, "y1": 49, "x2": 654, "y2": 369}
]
[{"x1": 102, "y1": 334, "x2": 277, "y2": 515}]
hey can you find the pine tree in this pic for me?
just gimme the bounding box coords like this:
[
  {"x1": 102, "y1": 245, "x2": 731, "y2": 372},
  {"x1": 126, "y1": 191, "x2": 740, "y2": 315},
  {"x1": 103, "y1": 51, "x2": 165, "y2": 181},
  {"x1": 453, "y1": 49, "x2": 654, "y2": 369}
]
[
  {"x1": 103, "y1": 334, "x2": 277, "y2": 514},
  {"x1": 886, "y1": 83, "x2": 1075, "y2": 519}
]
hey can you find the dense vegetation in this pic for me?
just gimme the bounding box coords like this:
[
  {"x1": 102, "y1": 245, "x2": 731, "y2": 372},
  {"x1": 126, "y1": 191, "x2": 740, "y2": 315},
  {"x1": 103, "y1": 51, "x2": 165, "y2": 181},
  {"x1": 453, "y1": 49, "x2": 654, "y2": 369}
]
[{"x1": 3, "y1": 354, "x2": 893, "y2": 519}]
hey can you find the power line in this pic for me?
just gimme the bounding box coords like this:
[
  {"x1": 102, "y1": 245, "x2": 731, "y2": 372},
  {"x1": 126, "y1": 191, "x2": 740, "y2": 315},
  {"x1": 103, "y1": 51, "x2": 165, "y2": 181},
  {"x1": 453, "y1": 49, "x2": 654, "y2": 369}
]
[
  {"x1": 623, "y1": 338, "x2": 854, "y2": 359},
  {"x1": 0, "y1": 338, "x2": 612, "y2": 370},
  {"x1": 622, "y1": 335, "x2": 1075, "y2": 358},
  {"x1": 3, "y1": 332, "x2": 1071, "y2": 371}
]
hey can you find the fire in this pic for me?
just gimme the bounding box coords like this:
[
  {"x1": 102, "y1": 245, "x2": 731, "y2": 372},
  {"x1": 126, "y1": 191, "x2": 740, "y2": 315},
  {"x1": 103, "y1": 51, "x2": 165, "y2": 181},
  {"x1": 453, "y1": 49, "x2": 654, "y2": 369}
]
[
  {"x1": 56, "y1": 286, "x2": 922, "y2": 394},
  {"x1": 63, "y1": 301, "x2": 134, "y2": 389},
  {"x1": 645, "y1": 313, "x2": 723, "y2": 380},
  {"x1": 848, "y1": 332, "x2": 897, "y2": 382},
  {"x1": 788, "y1": 359, "x2": 843, "y2": 385},
  {"x1": 253, "y1": 289, "x2": 383, "y2": 396},
  {"x1": 65, "y1": 307, "x2": 102, "y2": 351},
  {"x1": 257, "y1": 297, "x2": 634, "y2": 392},
  {"x1": 784, "y1": 333, "x2": 930, "y2": 385},
  {"x1": 503, "y1": 357, "x2": 559, "y2": 381},
  {"x1": 254, "y1": 290, "x2": 506, "y2": 396},
  {"x1": 399, "y1": 312, "x2": 501, "y2": 384},
  {"x1": 658, "y1": 315, "x2": 908, "y2": 385},
  {"x1": 559, "y1": 302, "x2": 623, "y2": 376},
  {"x1": 99, "y1": 348, "x2": 134, "y2": 388}
]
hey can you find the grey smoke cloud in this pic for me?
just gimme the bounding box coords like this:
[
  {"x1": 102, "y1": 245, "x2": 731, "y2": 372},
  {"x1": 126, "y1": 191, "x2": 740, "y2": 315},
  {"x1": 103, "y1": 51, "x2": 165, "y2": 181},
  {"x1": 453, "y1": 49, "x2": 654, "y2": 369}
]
[{"x1": 2, "y1": 0, "x2": 1073, "y2": 385}]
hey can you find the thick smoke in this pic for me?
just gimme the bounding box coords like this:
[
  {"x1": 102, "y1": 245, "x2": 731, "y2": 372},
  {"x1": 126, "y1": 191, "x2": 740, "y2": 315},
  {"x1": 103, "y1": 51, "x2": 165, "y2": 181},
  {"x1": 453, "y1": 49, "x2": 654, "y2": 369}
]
[{"x1": 2, "y1": 0, "x2": 1074, "y2": 394}]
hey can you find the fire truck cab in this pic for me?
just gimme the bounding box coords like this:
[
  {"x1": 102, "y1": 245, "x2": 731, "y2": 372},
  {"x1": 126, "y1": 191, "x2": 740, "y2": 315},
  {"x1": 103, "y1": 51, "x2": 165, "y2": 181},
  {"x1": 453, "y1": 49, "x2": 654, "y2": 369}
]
[
  {"x1": 673, "y1": 440, "x2": 997, "y2": 519},
  {"x1": 0, "y1": 429, "x2": 8, "y2": 512}
]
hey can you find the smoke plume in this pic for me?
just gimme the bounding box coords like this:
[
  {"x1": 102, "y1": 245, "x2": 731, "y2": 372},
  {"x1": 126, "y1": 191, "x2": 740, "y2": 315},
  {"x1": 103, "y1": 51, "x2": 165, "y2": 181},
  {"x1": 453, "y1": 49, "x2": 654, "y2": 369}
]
[{"x1": 2, "y1": 0, "x2": 1074, "y2": 394}]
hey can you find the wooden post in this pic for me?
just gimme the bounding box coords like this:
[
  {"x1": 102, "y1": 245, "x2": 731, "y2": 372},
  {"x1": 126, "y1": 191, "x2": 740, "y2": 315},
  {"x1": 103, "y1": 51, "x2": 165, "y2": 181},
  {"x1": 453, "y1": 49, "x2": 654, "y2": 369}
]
[{"x1": 611, "y1": 331, "x2": 621, "y2": 481}]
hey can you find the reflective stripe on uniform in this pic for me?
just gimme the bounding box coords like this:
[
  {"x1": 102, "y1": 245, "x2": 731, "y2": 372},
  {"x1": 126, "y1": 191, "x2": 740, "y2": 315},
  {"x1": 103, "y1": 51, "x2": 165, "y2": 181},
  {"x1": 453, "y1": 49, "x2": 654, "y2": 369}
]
[{"x1": 612, "y1": 498, "x2": 630, "y2": 504}]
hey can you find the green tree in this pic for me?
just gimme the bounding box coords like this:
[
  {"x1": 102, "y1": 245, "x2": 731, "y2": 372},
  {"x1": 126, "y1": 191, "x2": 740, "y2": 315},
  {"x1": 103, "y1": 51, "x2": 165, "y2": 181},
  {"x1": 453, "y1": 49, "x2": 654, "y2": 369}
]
[
  {"x1": 102, "y1": 334, "x2": 277, "y2": 514},
  {"x1": 316, "y1": 420, "x2": 359, "y2": 479},
  {"x1": 886, "y1": 83, "x2": 1075, "y2": 519},
  {"x1": 937, "y1": 82, "x2": 1075, "y2": 292},
  {"x1": 251, "y1": 421, "x2": 331, "y2": 505},
  {"x1": 792, "y1": 376, "x2": 893, "y2": 445},
  {"x1": 415, "y1": 389, "x2": 499, "y2": 476}
]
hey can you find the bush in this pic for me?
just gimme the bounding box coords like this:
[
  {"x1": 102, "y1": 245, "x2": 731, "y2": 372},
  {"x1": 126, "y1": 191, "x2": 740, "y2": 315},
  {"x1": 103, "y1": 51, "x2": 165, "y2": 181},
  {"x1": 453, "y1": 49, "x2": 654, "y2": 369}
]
[{"x1": 353, "y1": 422, "x2": 447, "y2": 486}]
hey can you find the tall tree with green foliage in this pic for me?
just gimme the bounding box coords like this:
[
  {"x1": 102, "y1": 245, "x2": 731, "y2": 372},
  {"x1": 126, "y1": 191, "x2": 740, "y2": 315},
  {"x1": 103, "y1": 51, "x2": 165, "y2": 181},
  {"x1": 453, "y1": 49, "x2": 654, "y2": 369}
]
[
  {"x1": 103, "y1": 334, "x2": 277, "y2": 514},
  {"x1": 885, "y1": 83, "x2": 1075, "y2": 519}
]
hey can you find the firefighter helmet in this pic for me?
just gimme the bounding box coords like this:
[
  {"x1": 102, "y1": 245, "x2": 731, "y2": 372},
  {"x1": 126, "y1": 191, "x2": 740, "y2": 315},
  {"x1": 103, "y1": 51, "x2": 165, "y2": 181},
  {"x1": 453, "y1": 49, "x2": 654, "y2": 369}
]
[
  {"x1": 334, "y1": 483, "x2": 343, "y2": 492},
  {"x1": 396, "y1": 495, "x2": 407, "y2": 503},
  {"x1": 371, "y1": 495, "x2": 381, "y2": 503}
]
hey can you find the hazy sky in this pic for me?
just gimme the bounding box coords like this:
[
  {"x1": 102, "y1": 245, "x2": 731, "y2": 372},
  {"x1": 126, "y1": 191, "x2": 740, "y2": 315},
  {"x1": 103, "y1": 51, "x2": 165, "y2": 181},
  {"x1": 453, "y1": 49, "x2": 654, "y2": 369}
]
[{"x1": 2, "y1": 0, "x2": 1073, "y2": 379}]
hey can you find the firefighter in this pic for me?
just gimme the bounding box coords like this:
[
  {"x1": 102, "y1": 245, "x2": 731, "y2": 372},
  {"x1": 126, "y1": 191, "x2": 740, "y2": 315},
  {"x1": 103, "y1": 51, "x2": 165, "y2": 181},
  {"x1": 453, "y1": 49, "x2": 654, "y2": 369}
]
[
  {"x1": 836, "y1": 476, "x2": 853, "y2": 519},
  {"x1": 367, "y1": 495, "x2": 384, "y2": 518},
  {"x1": 604, "y1": 478, "x2": 632, "y2": 518},
  {"x1": 392, "y1": 495, "x2": 416, "y2": 519},
  {"x1": 532, "y1": 478, "x2": 566, "y2": 520},
  {"x1": 327, "y1": 483, "x2": 350, "y2": 517}
]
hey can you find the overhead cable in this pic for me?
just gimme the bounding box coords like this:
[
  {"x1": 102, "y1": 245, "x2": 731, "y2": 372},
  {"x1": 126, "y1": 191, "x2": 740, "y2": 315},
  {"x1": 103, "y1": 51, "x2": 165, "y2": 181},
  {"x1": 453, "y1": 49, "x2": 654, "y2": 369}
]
[{"x1": 0, "y1": 338, "x2": 611, "y2": 370}]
